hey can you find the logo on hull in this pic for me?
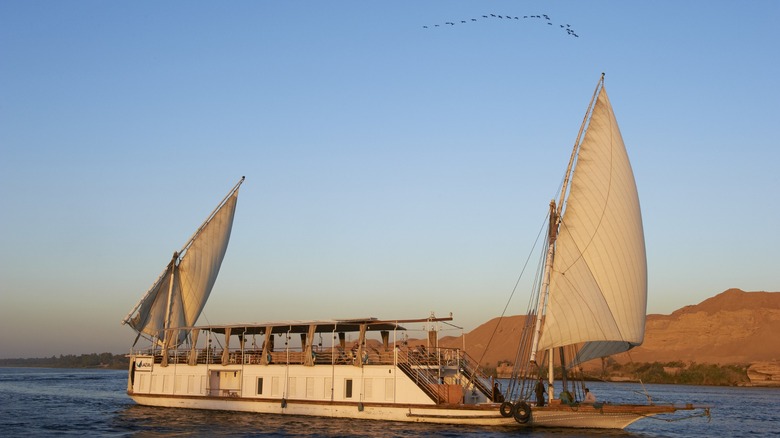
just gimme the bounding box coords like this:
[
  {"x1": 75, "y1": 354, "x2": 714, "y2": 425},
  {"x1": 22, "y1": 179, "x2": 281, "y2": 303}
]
[{"x1": 134, "y1": 357, "x2": 153, "y2": 371}]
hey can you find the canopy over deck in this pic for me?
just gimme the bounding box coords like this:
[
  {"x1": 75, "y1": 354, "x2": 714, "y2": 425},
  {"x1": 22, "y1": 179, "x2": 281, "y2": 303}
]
[{"x1": 169, "y1": 316, "x2": 454, "y2": 337}]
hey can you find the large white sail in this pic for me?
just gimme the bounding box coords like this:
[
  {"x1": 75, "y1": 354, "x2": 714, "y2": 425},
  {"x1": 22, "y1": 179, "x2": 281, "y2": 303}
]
[
  {"x1": 537, "y1": 84, "x2": 647, "y2": 365},
  {"x1": 123, "y1": 178, "x2": 243, "y2": 345}
]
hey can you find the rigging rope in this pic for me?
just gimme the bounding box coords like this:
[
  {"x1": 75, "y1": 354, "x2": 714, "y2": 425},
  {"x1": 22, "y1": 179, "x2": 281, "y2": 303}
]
[
  {"x1": 475, "y1": 213, "x2": 548, "y2": 368},
  {"x1": 471, "y1": 212, "x2": 550, "y2": 403}
]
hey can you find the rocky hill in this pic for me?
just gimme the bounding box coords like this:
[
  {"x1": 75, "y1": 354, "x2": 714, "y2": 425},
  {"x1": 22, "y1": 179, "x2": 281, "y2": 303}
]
[
  {"x1": 438, "y1": 314, "x2": 528, "y2": 366},
  {"x1": 747, "y1": 361, "x2": 780, "y2": 386},
  {"x1": 614, "y1": 289, "x2": 780, "y2": 364},
  {"x1": 443, "y1": 289, "x2": 780, "y2": 370}
]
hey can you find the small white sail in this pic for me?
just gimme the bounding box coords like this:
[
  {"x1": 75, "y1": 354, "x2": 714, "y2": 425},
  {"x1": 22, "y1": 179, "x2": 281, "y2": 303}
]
[
  {"x1": 537, "y1": 84, "x2": 647, "y2": 365},
  {"x1": 123, "y1": 178, "x2": 243, "y2": 345}
]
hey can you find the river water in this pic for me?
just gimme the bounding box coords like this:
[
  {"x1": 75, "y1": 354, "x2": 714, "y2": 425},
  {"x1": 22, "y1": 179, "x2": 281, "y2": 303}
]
[{"x1": 0, "y1": 367, "x2": 776, "y2": 437}]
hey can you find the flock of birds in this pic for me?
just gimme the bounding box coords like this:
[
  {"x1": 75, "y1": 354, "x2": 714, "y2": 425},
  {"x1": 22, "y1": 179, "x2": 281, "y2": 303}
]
[{"x1": 423, "y1": 13, "x2": 579, "y2": 38}]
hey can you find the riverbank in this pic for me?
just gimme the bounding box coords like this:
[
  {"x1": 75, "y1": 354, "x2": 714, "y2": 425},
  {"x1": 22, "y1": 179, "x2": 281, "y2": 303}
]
[
  {"x1": 496, "y1": 360, "x2": 760, "y2": 387},
  {"x1": 0, "y1": 353, "x2": 129, "y2": 370}
]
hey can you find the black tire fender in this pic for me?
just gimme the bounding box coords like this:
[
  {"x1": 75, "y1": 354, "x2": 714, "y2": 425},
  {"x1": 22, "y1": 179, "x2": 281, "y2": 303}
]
[
  {"x1": 499, "y1": 401, "x2": 514, "y2": 417},
  {"x1": 513, "y1": 401, "x2": 531, "y2": 423}
]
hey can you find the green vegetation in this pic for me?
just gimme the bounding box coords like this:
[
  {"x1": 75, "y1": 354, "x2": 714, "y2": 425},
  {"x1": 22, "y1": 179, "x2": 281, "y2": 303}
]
[
  {"x1": 494, "y1": 358, "x2": 750, "y2": 386},
  {"x1": 598, "y1": 359, "x2": 750, "y2": 386},
  {"x1": 0, "y1": 353, "x2": 129, "y2": 370}
]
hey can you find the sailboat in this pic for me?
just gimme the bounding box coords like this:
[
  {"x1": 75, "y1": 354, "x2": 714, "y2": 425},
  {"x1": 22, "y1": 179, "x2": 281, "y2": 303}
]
[
  {"x1": 122, "y1": 76, "x2": 707, "y2": 429},
  {"x1": 122, "y1": 177, "x2": 243, "y2": 354}
]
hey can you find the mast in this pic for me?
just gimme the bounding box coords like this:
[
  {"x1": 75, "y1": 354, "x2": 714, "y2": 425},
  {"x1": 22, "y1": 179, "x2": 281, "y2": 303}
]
[
  {"x1": 162, "y1": 251, "x2": 178, "y2": 343},
  {"x1": 529, "y1": 201, "x2": 557, "y2": 364}
]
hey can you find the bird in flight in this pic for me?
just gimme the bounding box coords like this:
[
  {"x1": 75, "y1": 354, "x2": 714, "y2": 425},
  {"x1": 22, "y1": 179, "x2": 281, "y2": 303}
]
[{"x1": 422, "y1": 12, "x2": 579, "y2": 38}]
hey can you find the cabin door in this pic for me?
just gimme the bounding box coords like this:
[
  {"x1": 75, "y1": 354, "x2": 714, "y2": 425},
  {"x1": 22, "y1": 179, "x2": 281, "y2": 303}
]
[
  {"x1": 209, "y1": 370, "x2": 242, "y2": 397},
  {"x1": 209, "y1": 370, "x2": 221, "y2": 396}
]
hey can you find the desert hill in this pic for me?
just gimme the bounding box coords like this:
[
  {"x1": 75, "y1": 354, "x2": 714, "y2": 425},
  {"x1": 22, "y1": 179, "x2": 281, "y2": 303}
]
[
  {"x1": 615, "y1": 288, "x2": 780, "y2": 364},
  {"x1": 445, "y1": 289, "x2": 780, "y2": 368},
  {"x1": 438, "y1": 315, "x2": 528, "y2": 366}
]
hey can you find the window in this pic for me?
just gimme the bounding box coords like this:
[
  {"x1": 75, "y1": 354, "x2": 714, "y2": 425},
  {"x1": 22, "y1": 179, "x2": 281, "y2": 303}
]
[
  {"x1": 345, "y1": 379, "x2": 353, "y2": 398},
  {"x1": 256, "y1": 377, "x2": 264, "y2": 395}
]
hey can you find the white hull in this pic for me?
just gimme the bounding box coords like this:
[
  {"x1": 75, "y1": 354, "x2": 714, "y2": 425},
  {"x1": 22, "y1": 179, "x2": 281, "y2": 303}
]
[
  {"x1": 127, "y1": 356, "x2": 672, "y2": 429},
  {"x1": 128, "y1": 392, "x2": 658, "y2": 429}
]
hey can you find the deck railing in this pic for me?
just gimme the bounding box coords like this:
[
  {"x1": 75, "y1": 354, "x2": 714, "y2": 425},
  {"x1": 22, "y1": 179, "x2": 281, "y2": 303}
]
[
  {"x1": 146, "y1": 346, "x2": 465, "y2": 365},
  {"x1": 140, "y1": 346, "x2": 399, "y2": 366}
]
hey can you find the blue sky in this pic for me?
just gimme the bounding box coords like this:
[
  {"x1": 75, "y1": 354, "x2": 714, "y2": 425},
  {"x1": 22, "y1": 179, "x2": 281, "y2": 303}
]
[{"x1": 1, "y1": 1, "x2": 778, "y2": 358}]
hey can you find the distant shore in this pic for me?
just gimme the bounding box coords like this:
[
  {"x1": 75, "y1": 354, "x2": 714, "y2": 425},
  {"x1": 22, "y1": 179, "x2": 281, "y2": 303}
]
[
  {"x1": 0, "y1": 353, "x2": 129, "y2": 370},
  {"x1": 495, "y1": 361, "x2": 765, "y2": 387},
  {"x1": 4, "y1": 354, "x2": 778, "y2": 388}
]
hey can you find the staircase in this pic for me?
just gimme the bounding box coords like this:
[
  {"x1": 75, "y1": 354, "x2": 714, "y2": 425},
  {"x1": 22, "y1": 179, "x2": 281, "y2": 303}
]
[
  {"x1": 458, "y1": 352, "x2": 496, "y2": 401},
  {"x1": 395, "y1": 348, "x2": 497, "y2": 404},
  {"x1": 396, "y1": 349, "x2": 447, "y2": 403}
]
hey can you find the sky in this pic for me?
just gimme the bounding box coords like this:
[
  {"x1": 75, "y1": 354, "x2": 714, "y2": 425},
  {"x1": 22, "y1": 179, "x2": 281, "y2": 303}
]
[{"x1": 1, "y1": 1, "x2": 778, "y2": 358}]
